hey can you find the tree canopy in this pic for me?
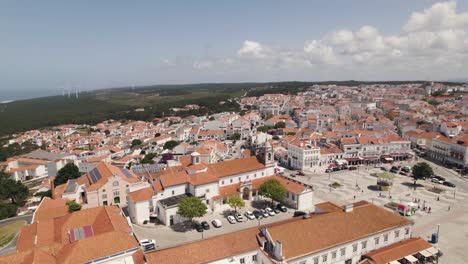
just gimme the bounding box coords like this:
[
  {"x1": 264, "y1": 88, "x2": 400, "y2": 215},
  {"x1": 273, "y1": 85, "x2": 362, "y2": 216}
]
[
  {"x1": 274, "y1": 122, "x2": 286, "y2": 129},
  {"x1": 0, "y1": 171, "x2": 29, "y2": 205},
  {"x1": 177, "y1": 196, "x2": 207, "y2": 222},
  {"x1": 163, "y1": 140, "x2": 179, "y2": 150},
  {"x1": 226, "y1": 196, "x2": 245, "y2": 212},
  {"x1": 140, "y1": 153, "x2": 156, "y2": 164},
  {"x1": 131, "y1": 139, "x2": 142, "y2": 148},
  {"x1": 259, "y1": 179, "x2": 286, "y2": 203},
  {"x1": 230, "y1": 133, "x2": 241, "y2": 141},
  {"x1": 54, "y1": 163, "x2": 81, "y2": 187},
  {"x1": 66, "y1": 200, "x2": 82, "y2": 213},
  {"x1": 412, "y1": 162, "x2": 434, "y2": 189}
]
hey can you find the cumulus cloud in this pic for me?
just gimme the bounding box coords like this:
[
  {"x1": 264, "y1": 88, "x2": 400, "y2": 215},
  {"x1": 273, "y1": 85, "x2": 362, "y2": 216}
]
[{"x1": 162, "y1": 1, "x2": 468, "y2": 81}]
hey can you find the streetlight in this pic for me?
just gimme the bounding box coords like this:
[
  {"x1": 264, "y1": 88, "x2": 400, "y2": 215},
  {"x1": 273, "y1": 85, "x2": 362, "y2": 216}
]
[{"x1": 436, "y1": 224, "x2": 440, "y2": 264}]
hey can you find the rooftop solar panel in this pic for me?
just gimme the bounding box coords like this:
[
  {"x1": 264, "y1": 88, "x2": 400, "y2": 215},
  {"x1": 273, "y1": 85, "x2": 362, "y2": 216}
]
[
  {"x1": 93, "y1": 168, "x2": 103, "y2": 180},
  {"x1": 89, "y1": 170, "x2": 97, "y2": 183},
  {"x1": 119, "y1": 168, "x2": 133, "y2": 178},
  {"x1": 69, "y1": 225, "x2": 94, "y2": 243}
]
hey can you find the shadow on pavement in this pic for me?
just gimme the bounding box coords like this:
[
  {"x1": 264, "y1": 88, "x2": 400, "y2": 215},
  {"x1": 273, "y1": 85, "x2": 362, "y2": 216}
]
[{"x1": 169, "y1": 221, "x2": 194, "y2": 233}]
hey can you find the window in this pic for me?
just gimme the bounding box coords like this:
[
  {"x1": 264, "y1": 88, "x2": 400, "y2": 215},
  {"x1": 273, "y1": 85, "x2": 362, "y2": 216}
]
[
  {"x1": 395, "y1": 230, "x2": 400, "y2": 238},
  {"x1": 102, "y1": 194, "x2": 107, "y2": 199},
  {"x1": 262, "y1": 172, "x2": 264, "y2": 176},
  {"x1": 102, "y1": 201, "x2": 108, "y2": 205},
  {"x1": 352, "y1": 243, "x2": 358, "y2": 252},
  {"x1": 246, "y1": 175, "x2": 249, "y2": 179},
  {"x1": 340, "y1": 248, "x2": 346, "y2": 257},
  {"x1": 331, "y1": 251, "x2": 337, "y2": 259},
  {"x1": 102, "y1": 189, "x2": 106, "y2": 192},
  {"x1": 405, "y1": 227, "x2": 410, "y2": 235},
  {"x1": 221, "y1": 180, "x2": 224, "y2": 185},
  {"x1": 374, "y1": 237, "x2": 380, "y2": 245},
  {"x1": 252, "y1": 255, "x2": 257, "y2": 261},
  {"x1": 113, "y1": 191, "x2": 120, "y2": 196},
  {"x1": 230, "y1": 179, "x2": 233, "y2": 183},
  {"x1": 238, "y1": 177, "x2": 241, "y2": 182},
  {"x1": 384, "y1": 234, "x2": 388, "y2": 242},
  {"x1": 254, "y1": 173, "x2": 257, "y2": 178},
  {"x1": 361, "y1": 241, "x2": 367, "y2": 249},
  {"x1": 240, "y1": 258, "x2": 245, "y2": 264},
  {"x1": 112, "y1": 181, "x2": 119, "y2": 187},
  {"x1": 322, "y1": 254, "x2": 327, "y2": 262},
  {"x1": 313, "y1": 257, "x2": 319, "y2": 264}
]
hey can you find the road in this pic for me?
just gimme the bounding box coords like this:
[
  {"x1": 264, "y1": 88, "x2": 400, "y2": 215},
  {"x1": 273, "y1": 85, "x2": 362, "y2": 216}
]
[{"x1": 0, "y1": 214, "x2": 33, "y2": 256}]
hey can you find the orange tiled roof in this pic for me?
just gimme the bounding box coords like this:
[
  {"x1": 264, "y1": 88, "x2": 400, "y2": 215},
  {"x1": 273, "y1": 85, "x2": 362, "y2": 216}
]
[
  {"x1": 128, "y1": 187, "x2": 154, "y2": 202},
  {"x1": 364, "y1": 237, "x2": 432, "y2": 264}
]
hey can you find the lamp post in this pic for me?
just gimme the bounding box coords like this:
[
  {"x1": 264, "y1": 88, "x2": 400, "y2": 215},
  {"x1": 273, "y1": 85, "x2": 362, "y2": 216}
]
[{"x1": 436, "y1": 224, "x2": 440, "y2": 264}]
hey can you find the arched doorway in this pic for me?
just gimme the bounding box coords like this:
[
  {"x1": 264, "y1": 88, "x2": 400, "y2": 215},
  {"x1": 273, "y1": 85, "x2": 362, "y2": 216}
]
[
  {"x1": 114, "y1": 196, "x2": 120, "y2": 204},
  {"x1": 242, "y1": 187, "x2": 250, "y2": 200}
]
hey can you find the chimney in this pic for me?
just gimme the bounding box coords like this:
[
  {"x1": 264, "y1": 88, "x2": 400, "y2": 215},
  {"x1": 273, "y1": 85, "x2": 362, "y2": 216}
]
[{"x1": 344, "y1": 204, "x2": 354, "y2": 213}]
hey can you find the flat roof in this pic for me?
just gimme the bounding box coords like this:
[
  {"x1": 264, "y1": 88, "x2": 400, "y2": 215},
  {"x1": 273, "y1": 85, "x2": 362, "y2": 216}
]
[{"x1": 159, "y1": 193, "x2": 191, "y2": 207}]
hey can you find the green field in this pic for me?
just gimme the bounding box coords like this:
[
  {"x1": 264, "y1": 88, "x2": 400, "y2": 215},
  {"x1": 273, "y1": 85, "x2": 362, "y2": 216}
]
[{"x1": 0, "y1": 221, "x2": 25, "y2": 247}]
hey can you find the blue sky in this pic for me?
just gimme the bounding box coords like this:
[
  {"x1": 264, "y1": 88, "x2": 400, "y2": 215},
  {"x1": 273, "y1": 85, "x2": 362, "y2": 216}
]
[{"x1": 1, "y1": 1, "x2": 467, "y2": 97}]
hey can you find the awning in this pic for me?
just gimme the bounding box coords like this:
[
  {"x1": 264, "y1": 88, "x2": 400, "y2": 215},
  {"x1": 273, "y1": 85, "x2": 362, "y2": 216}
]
[
  {"x1": 425, "y1": 247, "x2": 439, "y2": 255},
  {"x1": 404, "y1": 255, "x2": 418, "y2": 263},
  {"x1": 419, "y1": 250, "x2": 432, "y2": 258},
  {"x1": 362, "y1": 156, "x2": 379, "y2": 160},
  {"x1": 384, "y1": 157, "x2": 393, "y2": 161},
  {"x1": 389, "y1": 261, "x2": 401, "y2": 264}
]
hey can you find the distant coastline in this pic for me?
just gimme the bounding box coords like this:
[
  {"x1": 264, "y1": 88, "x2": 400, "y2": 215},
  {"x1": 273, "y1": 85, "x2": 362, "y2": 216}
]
[{"x1": 0, "y1": 100, "x2": 14, "y2": 104}]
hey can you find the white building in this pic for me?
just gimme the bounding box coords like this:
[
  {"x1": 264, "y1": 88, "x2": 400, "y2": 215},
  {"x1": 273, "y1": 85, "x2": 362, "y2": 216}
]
[{"x1": 287, "y1": 139, "x2": 321, "y2": 171}]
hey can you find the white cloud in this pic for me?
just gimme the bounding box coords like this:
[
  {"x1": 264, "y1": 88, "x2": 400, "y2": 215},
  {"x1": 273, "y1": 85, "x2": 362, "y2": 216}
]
[{"x1": 161, "y1": 1, "x2": 468, "y2": 81}]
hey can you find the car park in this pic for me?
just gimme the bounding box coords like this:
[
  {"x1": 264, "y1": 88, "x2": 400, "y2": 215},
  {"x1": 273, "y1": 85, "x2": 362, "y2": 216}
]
[
  {"x1": 443, "y1": 181, "x2": 456, "y2": 188},
  {"x1": 265, "y1": 207, "x2": 275, "y2": 216},
  {"x1": 234, "y1": 213, "x2": 244, "y2": 222},
  {"x1": 244, "y1": 211, "x2": 255, "y2": 220},
  {"x1": 276, "y1": 204, "x2": 287, "y2": 212},
  {"x1": 193, "y1": 222, "x2": 204, "y2": 232},
  {"x1": 293, "y1": 211, "x2": 307, "y2": 217},
  {"x1": 253, "y1": 210, "x2": 263, "y2": 219},
  {"x1": 212, "y1": 219, "x2": 222, "y2": 228},
  {"x1": 227, "y1": 215, "x2": 237, "y2": 224},
  {"x1": 201, "y1": 221, "x2": 210, "y2": 230}
]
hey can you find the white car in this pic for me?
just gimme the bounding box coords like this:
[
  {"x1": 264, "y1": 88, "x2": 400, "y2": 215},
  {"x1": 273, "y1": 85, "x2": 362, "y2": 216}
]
[
  {"x1": 227, "y1": 215, "x2": 237, "y2": 224},
  {"x1": 212, "y1": 219, "x2": 222, "y2": 228},
  {"x1": 244, "y1": 211, "x2": 255, "y2": 220},
  {"x1": 265, "y1": 207, "x2": 275, "y2": 216},
  {"x1": 431, "y1": 178, "x2": 443, "y2": 184},
  {"x1": 139, "y1": 239, "x2": 156, "y2": 251},
  {"x1": 234, "y1": 213, "x2": 244, "y2": 222}
]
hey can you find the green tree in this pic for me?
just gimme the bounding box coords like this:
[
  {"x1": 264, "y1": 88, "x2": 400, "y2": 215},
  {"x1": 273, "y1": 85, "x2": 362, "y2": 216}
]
[
  {"x1": 66, "y1": 200, "x2": 82, "y2": 213},
  {"x1": 54, "y1": 163, "x2": 81, "y2": 187},
  {"x1": 259, "y1": 179, "x2": 286, "y2": 204},
  {"x1": 230, "y1": 133, "x2": 241, "y2": 141},
  {"x1": 0, "y1": 203, "x2": 18, "y2": 220},
  {"x1": 131, "y1": 139, "x2": 142, "y2": 148},
  {"x1": 272, "y1": 135, "x2": 280, "y2": 140},
  {"x1": 226, "y1": 196, "x2": 245, "y2": 213},
  {"x1": 274, "y1": 122, "x2": 286, "y2": 129},
  {"x1": 0, "y1": 172, "x2": 29, "y2": 205},
  {"x1": 163, "y1": 140, "x2": 179, "y2": 150},
  {"x1": 412, "y1": 162, "x2": 434, "y2": 189},
  {"x1": 140, "y1": 153, "x2": 156, "y2": 164},
  {"x1": 177, "y1": 197, "x2": 207, "y2": 223}
]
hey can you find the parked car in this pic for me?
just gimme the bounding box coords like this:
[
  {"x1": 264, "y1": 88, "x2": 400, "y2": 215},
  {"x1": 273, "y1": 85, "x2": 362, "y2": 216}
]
[
  {"x1": 401, "y1": 166, "x2": 411, "y2": 173},
  {"x1": 325, "y1": 168, "x2": 333, "y2": 173},
  {"x1": 244, "y1": 211, "x2": 255, "y2": 220},
  {"x1": 399, "y1": 171, "x2": 408, "y2": 176},
  {"x1": 193, "y1": 222, "x2": 204, "y2": 232},
  {"x1": 227, "y1": 215, "x2": 236, "y2": 224},
  {"x1": 201, "y1": 221, "x2": 210, "y2": 230},
  {"x1": 297, "y1": 171, "x2": 305, "y2": 176},
  {"x1": 431, "y1": 177, "x2": 444, "y2": 184},
  {"x1": 211, "y1": 219, "x2": 222, "y2": 228},
  {"x1": 390, "y1": 169, "x2": 398, "y2": 173},
  {"x1": 348, "y1": 166, "x2": 357, "y2": 170},
  {"x1": 273, "y1": 208, "x2": 281, "y2": 214},
  {"x1": 293, "y1": 211, "x2": 307, "y2": 217},
  {"x1": 265, "y1": 207, "x2": 275, "y2": 216},
  {"x1": 234, "y1": 213, "x2": 244, "y2": 222},
  {"x1": 253, "y1": 210, "x2": 263, "y2": 219},
  {"x1": 260, "y1": 209, "x2": 269, "y2": 218},
  {"x1": 303, "y1": 214, "x2": 311, "y2": 219},
  {"x1": 276, "y1": 204, "x2": 287, "y2": 212},
  {"x1": 443, "y1": 181, "x2": 456, "y2": 188},
  {"x1": 380, "y1": 166, "x2": 389, "y2": 171},
  {"x1": 332, "y1": 167, "x2": 341, "y2": 172},
  {"x1": 140, "y1": 239, "x2": 156, "y2": 251},
  {"x1": 433, "y1": 175, "x2": 446, "y2": 181}
]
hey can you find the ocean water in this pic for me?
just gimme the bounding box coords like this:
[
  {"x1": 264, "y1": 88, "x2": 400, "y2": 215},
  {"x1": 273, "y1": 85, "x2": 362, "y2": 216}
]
[{"x1": 0, "y1": 89, "x2": 61, "y2": 102}]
